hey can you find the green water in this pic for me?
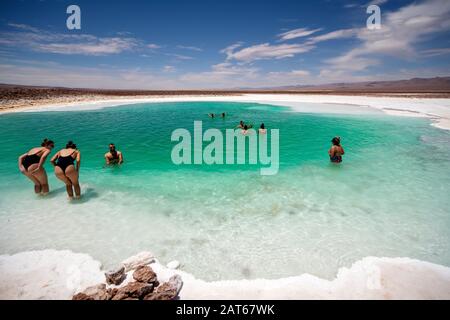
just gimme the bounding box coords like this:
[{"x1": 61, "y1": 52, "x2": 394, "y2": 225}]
[{"x1": 0, "y1": 101, "x2": 449, "y2": 280}]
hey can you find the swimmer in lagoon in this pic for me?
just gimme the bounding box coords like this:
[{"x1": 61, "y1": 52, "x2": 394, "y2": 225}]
[
  {"x1": 329, "y1": 137, "x2": 345, "y2": 163},
  {"x1": 105, "y1": 143, "x2": 123, "y2": 165},
  {"x1": 51, "y1": 141, "x2": 81, "y2": 199},
  {"x1": 259, "y1": 123, "x2": 267, "y2": 134},
  {"x1": 18, "y1": 138, "x2": 54, "y2": 195}
]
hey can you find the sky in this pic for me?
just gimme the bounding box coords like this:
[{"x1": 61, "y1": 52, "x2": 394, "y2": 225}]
[{"x1": 0, "y1": 0, "x2": 449, "y2": 89}]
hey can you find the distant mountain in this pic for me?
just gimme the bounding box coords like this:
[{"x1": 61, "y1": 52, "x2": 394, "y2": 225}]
[
  {"x1": 260, "y1": 77, "x2": 450, "y2": 92},
  {"x1": 1, "y1": 76, "x2": 450, "y2": 93}
]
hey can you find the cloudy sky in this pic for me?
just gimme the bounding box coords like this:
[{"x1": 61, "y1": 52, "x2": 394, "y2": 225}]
[{"x1": 0, "y1": 0, "x2": 449, "y2": 89}]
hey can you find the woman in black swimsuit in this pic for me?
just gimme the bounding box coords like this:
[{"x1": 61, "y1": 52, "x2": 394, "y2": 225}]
[
  {"x1": 51, "y1": 141, "x2": 81, "y2": 199},
  {"x1": 18, "y1": 139, "x2": 54, "y2": 194}
]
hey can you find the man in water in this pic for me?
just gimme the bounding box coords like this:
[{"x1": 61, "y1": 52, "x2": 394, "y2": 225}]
[{"x1": 105, "y1": 143, "x2": 124, "y2": 165}]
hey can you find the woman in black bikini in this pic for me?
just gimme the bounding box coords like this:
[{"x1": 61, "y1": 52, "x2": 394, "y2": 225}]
[
  {"x1": 51, "y1": 141, "x2": 81, "y2": 199},
  {"x1": 18, "y1": 139, "x2": 54, "y2": 194},
  {"x1": 328, "y1": 137, "x2": 345, "y2": 163}
]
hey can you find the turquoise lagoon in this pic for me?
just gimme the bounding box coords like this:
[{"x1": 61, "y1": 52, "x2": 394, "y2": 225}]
[{"x1": 0, "y1": 101, "x2": 449, "y2": 281}]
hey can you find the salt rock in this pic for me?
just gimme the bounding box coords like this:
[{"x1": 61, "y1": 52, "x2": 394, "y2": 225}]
[
  {"x1": 144, "y1": 275, "x2": 183, "y2": 300},
  {"x1": 75, "y1": 283, "x2": 113, "y2": 300},
  {"x1": 72, "y1": 292, "x2": 93, "y2": 300},
  {"x1": 111, "y1": 281, "x2": 153, "y2": 300},
  {"x1": 133, "y1": 265, "x2": 158, "y2": 284},
  {"x1": 105, "y1": 266, "x2": 126, "y2": 285},
  {"x1": 167, "y1": 260, "x2": 180, "y2": 269},
  {"x1": 121, "y1": 252, "x2": 155, "y2": 272}
]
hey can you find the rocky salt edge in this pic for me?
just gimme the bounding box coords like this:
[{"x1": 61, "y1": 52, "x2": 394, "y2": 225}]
[{"x1": 1, "y1": 249, "x2": 449, "y2": 300}]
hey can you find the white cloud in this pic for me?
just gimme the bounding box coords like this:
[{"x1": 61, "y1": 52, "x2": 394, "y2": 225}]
[
  {"x1": 36, "y1": 38, "x2": 139, "y2": 55},
  {"x1": 367, "y1": 0, "x2": 388, "y2": 6},
  {"x1": 7, "y1": 23, "x2": 40, "y2": 33},
  {"x1": 321, "y1": 0, "x2": 450, "y2": 74},
  {"x1": 2, "y1": 59, "x2": 449, "y2": 90},
  {"x1": 268, "y1": 70, "x2": 310, "y2": 77},
  {"x1": 1, "y1": 23, "x2": 140, "y2": 56},
  {"x1": 421, "y1": 48, "x2": 450, "y2": 57},
  {"x1": 278, "y1": 28, "x2": 322, "y2": 41},
  {"x1": 308, "y1": 29, "x2": 358, "y2": 43},
  {"x1": 176, "y1": 45, "x2": 203, "y2": 52},
  {"x1": 163, "y1": 65, "x2": 176, "y2": 73},
  {"x1": 147, "y1": 43, "x2": 161, "y2": 49},
  {"x1": 165, "y1": 53, "x2": 194, "y2": 60},
  {"x1": 224, "y1": 42, "x2": 314, "y2": 63}
]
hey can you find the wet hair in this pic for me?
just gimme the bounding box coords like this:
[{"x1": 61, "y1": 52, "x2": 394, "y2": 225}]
[
  {"x1": 244, "y1": 125, "x2": 248, "y2": 130},
  {"x1": 222, "y1": 113, "x2": 226, "y2": 117},
  {"x1": 260, "y1": 123, "x2": 265, "y2": 129},
  {"x1": 331, "y1": 137, "x2": 341, "y2": 146},
  {"x1": 41, "y1": 138, "x2": 54, "y2": 147},
  {"x1": 66, "y1": 140, "x2": 77, "y2": 149}
]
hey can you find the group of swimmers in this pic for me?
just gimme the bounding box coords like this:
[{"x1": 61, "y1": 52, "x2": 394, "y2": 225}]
[
  {"x1": 19, "y1": 123, "x2": 344, "y2": 198},
  {"x1": 219, "y1": 116, "x2": 344, "y2": 162},
  {"x1": 236, "y1": 120, "x2": 266, "y2": 135},
  {"x1": 18, "y1": 140, "x2": 123, "y2": 199}
]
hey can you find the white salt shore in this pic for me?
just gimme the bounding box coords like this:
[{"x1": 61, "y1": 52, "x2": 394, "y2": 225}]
[
  {"x1": 3, "y1": 94, "x2": 450, "y2": 130},
  {"x1": 1, "y1": 249, "x2": 449, "y2": 300}
]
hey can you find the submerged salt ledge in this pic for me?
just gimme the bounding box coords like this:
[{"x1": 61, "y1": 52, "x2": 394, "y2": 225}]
[{"x1": 1, "y1": 249, "x2": 449, "y2": 299}]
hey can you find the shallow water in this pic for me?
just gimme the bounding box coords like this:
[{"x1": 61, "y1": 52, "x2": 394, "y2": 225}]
[{"x1": 0, "y1": 101, "x2": 449, "y2": 281}]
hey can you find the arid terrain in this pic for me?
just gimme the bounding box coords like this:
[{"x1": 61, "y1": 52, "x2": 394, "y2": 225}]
[{"x1": 1, "y1": 77, "x2": 450, "y2": 111}]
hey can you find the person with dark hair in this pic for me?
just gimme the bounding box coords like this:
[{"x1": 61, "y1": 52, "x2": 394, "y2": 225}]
[
  {"x1": 50, "y1": 141, "x2": 81, "y2": 199},
  {"x1": 18, "y1": 138, "x2": 54, "y2": 194},
  {"x1": 105, "y1": 143, "x2": 123, "y2": 165},
  {"x1": 221, "y1": 112, "x2": 226, "y2": 118},
  {"x1": 259, "y1": 123, "x2": 267, "y2": 134},
  {"x1": 208, "y1": 113, "x2": 215, "y2": 118},
  {"x1": 237, "y1": 121, "x2": 253, "y2": 129},
  {"x1": 328, "y1": 136, "x2": 345, "y2": 163}
]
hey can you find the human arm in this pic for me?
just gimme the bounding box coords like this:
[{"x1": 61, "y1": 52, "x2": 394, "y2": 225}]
[
  {"x1": 105, "y1": 152, "x2": 110, "y2": 165},
  {"x1": 18, "y1": 153, "x2": 27, "y2": 173},
  {"x1": 31, "y1": 149, "x2": 51, "y2": 173},
  {"x1": 75, "y1": 151, "x2": 81, "y2": 172},
  {"x1": 50, "y1": 152, "x2": 59, "y2": 167}
]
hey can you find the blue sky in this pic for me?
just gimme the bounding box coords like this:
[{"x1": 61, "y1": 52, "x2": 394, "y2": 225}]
[{"x1": 0, "y1": 0, "x2": 449, "y2": 89}]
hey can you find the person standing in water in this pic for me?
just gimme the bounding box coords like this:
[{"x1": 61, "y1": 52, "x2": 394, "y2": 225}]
[
  {"x1": 51, "y1": 141, "x2": 81, "y2": 199},
  {"x1": 105, "y1": 143, "x2": 123, "y2": 165},
  {"x1": 18, "y1": 139, "x2": 54, "y2": 195},
  {"x1": 259, "y1": 123, "x2": 267, "y2": 134},
  {"x1": 328, "y1": 137, "x2": 345, "y2": 163}
]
